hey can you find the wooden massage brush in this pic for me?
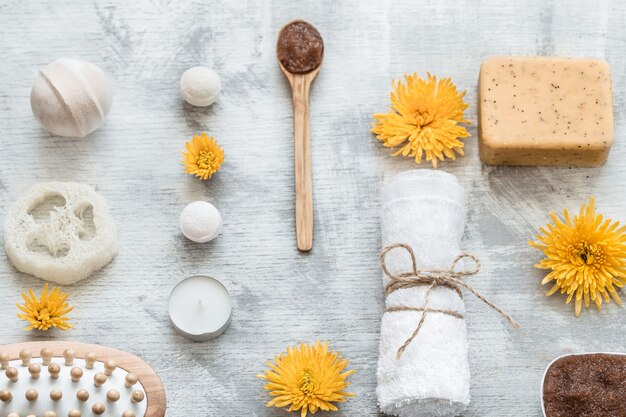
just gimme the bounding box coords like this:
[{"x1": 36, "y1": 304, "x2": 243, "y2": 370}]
[{"x1": 0, "y1": 342, "x2": 165, "y2": 417}]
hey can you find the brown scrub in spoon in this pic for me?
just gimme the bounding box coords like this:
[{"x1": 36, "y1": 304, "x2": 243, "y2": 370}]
[
  {"x1": 277, "y1": 21, "x2": 324, "y2": 74},
  {"x1": 543, "y1": 353, "x2": 626, "y2": 417}
]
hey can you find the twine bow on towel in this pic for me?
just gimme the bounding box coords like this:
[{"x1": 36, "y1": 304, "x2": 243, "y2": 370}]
[{"x1": 380, "y1": 243, "x2": 520, "y2": 359}]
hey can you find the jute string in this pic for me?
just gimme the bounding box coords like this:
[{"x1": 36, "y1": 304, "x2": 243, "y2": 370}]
[{"x1": 381, "y1": 243, "x2": 520, "y2": 359}]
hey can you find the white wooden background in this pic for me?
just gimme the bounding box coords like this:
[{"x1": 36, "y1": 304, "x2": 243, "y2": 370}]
[{"x1": 0, "y1": 1, "x2": 625, "y2": 416}]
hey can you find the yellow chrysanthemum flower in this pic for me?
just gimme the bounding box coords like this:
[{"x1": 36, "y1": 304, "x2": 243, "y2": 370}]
[
  {"x1": 182, "y1": 132, "x2": 224, "y2": 180},
  {"x1": 530, "y1": 197, "x2": 626, "y2": 317},
  {"x1": 372, "y1": 73, "x2": 470, "y2": 167},
  {"x1": 17, "y1": 284, "x2": 73, "y2": 331},
  {"x1": 258, "y1": 341, "x2": 355, "y2": 417}
]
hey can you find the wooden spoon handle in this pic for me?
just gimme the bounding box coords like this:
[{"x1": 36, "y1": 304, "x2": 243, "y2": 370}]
[{"x1": 291, "y1": 74, "x2": 313, "y2": 251}]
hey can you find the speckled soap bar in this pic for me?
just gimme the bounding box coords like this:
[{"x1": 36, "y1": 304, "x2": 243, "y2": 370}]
[{"x1": 478, "y1": 56, "x2": 614, "y2": 166}]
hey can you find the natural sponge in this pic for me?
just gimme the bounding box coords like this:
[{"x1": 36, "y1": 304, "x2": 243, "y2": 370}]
[{"x1": 4, "y1": 182, "x2": 118, "y2": 284}]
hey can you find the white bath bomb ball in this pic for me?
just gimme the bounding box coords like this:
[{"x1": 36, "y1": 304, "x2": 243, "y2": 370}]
[
  {"x1": 4, "y1": 182, "x2": 118, "y2": 285},
  {"x1": 31, "y1": 58, "x2": 112, "y2": 137},
  {"x1": 180, "y1": 66, "x2": 221, "y2": 107},
  {"x1": 179, "y1": 201, "x2": 223, "y2": 243}
]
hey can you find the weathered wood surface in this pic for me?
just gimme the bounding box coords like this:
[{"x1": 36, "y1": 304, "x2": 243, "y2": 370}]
[{"x1": 0, "y1": 1, "x2": 624, "y2": 416}]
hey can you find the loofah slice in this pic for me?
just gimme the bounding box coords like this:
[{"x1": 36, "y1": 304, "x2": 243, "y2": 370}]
[{"x1": 4, "y1": 182, "x2": 118, "y2": 284}]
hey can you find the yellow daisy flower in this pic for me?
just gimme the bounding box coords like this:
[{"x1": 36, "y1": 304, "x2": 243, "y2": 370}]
[
  {"x1": 17, "y1": 284, "x2": 73, "y2": 331},
  {"x1": 372, "y1": 73, "x2": 470, "y2": 167},
  {"x1": 182, "y1": 132, "x2": 224, "y2": 180},
  {"x1": 258, "y1": 341, "x2": 355, "y2": 417},
  {"x1": 530, "y1": 197, "x2": 626, "y2": 317}
]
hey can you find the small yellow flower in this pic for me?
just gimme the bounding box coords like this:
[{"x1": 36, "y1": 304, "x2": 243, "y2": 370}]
[
  {"x1": 372, "y1": 73, "x2": 470, "y2": 167},
  {"x1": 17, "y1": 284, "x2": 73, "y2": 331},
  {"x1": 258, "y1": 341, "x2": 355, "y2": 417},
  {"x1": 530, "y1": 197, "x2": 626, "y2": 317},
  {"x1": 182, "y1": 132, "x2": 224, "y2": 180}
]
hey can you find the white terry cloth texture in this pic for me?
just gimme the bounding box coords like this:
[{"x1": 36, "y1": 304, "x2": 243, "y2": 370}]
[{"x1": 377, "y1": 169, "x2": 470, "y2": 417}]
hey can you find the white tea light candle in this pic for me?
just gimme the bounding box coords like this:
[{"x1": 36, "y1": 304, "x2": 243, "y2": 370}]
[{"x1": 168, "y1": 275, "x2": 232, "y2": 341}]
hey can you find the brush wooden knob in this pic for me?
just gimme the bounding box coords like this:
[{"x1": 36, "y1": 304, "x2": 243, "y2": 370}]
[
  {"x1": 19, "y1": 349, "x2": 31, "y2": 366},
  {"x1": 84, "y1": 352, "x2": 97, "y2": 369},
  {"x1": 0, "y1": 389, "x2": 12, "y2": 402},
  {"x1": 94, "y1": 372, "x2": 107, "y2": 387},
  {"x1": 76, "y1": 389, "x2": 89, "y2": 402},
  {"x1": 106, "y1": 389, "x2": 120, "y2": 402},
  {"x1": 5, "y1": 367, "x2": 18, "y2": 382},
  {"x1": 63, "y1": 348, "x2": 75, "y2": 366},
  {"x1": 92, "y1": 402, "x2": 105, "y2": 415},
  {"x1": 124, "y1": 372, "x2": 138, "y2": 388},
  {"x1": 70, "y1": 366, "x2": 83, "y2": 382},
  {"x1": 131, "y1": 390, "x2": 145, "y2": 403},
  {"x1": 48, "y1": 363, "x2": 61, "y2": 379},
  {"x1": 104, "y1": 359, "x2": 117, "y2": 376},
  {"x1": 122, "y1": 411, "x2": 136, "y2": 417},
  {"x1": 28, "y1": 363, "x2": 41, "y2": 379},
  {"x1": 25, "y1": 388, "x2": 38, "y2": 401},
  {"x1": 68, "y1": 409, "x2": 81, "y2": 417},
  {"x1": 50, "y1": 388, "x2": 62, "y2": 401},
  {"x1": 0, "y1": 352, "x2": 9, "y2": 369},
  {"x1": 44, "y1": 412, "x2": 57, "y2": 417},
  {"x1": 40, "y1": 348, "x2": 53, "y2": 365}
]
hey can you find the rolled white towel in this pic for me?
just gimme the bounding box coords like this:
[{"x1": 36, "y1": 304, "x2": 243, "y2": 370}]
[{"x1": 377, "y1": 169, "x2": 470, "y2": 417}]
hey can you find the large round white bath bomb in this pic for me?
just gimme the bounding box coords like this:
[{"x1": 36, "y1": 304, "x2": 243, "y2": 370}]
[
  {"x1": 31, "y1": 58, "x2": 113, "y2": 137},
  {"x1": 179, "y1": 201, "x2": 222, "y2": 243},
  {"x1": 4, "y1": 182, "x2": 118, "y2": 284},
  {"x1": 180, "y1": 66, "x2": 221, "y2": 107}
]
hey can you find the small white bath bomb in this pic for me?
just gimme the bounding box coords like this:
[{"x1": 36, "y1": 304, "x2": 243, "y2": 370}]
[
  {"x1": 180, "y1": 66, "x2": 221, "y2": 107},
  {"x1": 4, "y1": 182, "x2": 118, "y2": 284},
  {"x1": 179, "y1": 201, "x2": 222, "y2": 243},
  {"x1": 31, "y1": 58, "x2": 113, "y2": 137}
]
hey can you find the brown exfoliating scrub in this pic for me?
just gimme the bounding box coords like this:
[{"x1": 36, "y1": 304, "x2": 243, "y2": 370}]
[
  {"x1": 543, "y1": 353, "x2": 626, "y2": 417},
  {"x1": 277, "y1": 21, "x2": 323, "y2": 74}
]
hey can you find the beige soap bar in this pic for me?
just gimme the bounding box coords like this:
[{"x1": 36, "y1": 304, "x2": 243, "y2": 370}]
[{"x1": 479, "y1": 56, "x2": 613, "y2": 166}]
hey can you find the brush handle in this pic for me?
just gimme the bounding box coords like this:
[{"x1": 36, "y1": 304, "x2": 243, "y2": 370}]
[{"x1": 290, "y1": 74, "x2": 314, "y2": 251}]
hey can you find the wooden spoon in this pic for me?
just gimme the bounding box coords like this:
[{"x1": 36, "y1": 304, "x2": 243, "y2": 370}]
[{"x1": 276, "y1": 20, "x2": 324, "y2": 252}]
